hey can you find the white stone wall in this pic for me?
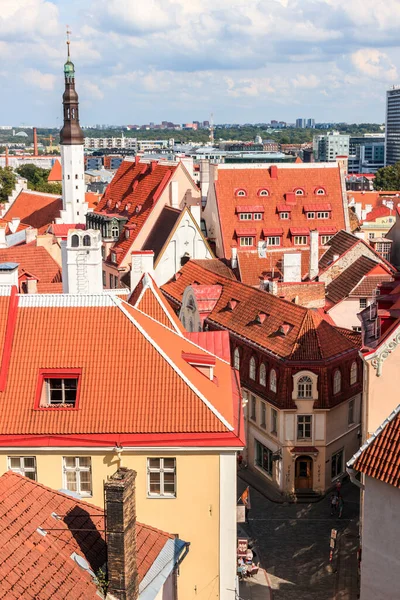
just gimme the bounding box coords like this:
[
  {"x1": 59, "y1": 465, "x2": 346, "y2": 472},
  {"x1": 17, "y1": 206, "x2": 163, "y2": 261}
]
[{"x1": 60, "y1": 144, "x2": 88, "y2": 224}]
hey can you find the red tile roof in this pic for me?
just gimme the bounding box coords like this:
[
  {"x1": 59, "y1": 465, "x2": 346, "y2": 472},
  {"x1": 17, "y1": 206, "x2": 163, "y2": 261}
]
[
  {"x1": 0, "y1": 471, "x2": 177, "y2": 599},
  {"x1": 351, "y1": 406, "x2": 400, "y2": 488},
  {"x1": 47, "y1": 159, "x2": 62, "y2": 182},
  {"x1": 347, "y1": 190, "x2": 400, "y2": 210},
  {"x1": 363, "y1": 204, "x2": 395, "y2": 222},
  {"x1": 48, "y1": 223, "x2": 86, "y2": 238},
  {"x1": 213, "y1": 165, "x2": 347, "y2": 259},
  {"x1": 95, "y1": 159, "x2": 178, "y2": 264},
  {"x1": 5, "y1": 190, "x2": 62, "y2": 234},
  {"x1": 129, "y1": 273, "x2": 184, "y2": 333},
  {"x1": 326, "y1": 256, "x2": 383, "y2": 304},
  {"x1": 0, "y1": 218, "x2": 30, "y2": 235},
  {"x1": 0, "y1": 245, "x2": 61, "y2": 292},
  {"x1": 185, "y1": 330, "x2": 231, "y2": 363},
  {"x1": 191, "y1": 259, "x2": 237, "y2": 280},
  {"x1": 85, "y1": 192, "x2": 101, "y2": 210},
  {"x1": 0, "y1": 292, "x2": 241, "y2": 446}
]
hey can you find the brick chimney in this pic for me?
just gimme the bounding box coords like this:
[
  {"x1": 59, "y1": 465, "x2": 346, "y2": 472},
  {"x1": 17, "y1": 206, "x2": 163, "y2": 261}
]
[
  {"x1": 105, "y1": 468, "x2": 138, "y2": 600},
  {"x1": 33, "y1": 128, "x2": 38, "y2": 157}
]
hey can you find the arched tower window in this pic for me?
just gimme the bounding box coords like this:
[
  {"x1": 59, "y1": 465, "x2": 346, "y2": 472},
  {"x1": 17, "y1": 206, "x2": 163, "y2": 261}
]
[
  {"x1": 259, "y1": 363, "x2": 266, "y2": 386},
  {"x1": 333, "y1": 370, "x2": 342, "y2": 394},
  {"x1": 270, "y1": 369, "x2": 277, "y2": 393},
  {"x1": 249, "y1": 357, "x2": 256, "y2": 380},
  {"x1": 111, "y1": 222, "x2": 120, "y2": 238},
  {"x1": 298, "y1": 376, "x2": 313, "y2": 398},
  {"x1": 83, "y1": 235, "x2": 91, "y2": 247},
  {"x1": 233, "y1": 348, "x2": 240, "y2": 370},
  {"x1": 71, "y1": 234, "x2": 79, "y2": 247},
  {"x1": 350, "y1": 361, "x2": 357, "y2": 385}
]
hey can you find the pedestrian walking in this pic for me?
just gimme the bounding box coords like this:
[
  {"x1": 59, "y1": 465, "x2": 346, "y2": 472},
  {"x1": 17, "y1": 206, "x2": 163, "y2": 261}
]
[
  {"x1": 330, "y1": 492, "x2": 338, "y2": 516},
  {"x1": 338, "y1": 495, "x2": 344, "y2": 518}
]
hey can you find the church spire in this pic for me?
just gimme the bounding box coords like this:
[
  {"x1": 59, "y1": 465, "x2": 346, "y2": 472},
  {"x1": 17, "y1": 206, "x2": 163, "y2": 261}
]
[{"x1": 60, "y1": 27, "x2": 83, "y2": 145}]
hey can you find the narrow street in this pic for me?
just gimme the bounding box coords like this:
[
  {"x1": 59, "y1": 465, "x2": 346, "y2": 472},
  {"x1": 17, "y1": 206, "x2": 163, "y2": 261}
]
[{"x1": 238, "y1": 478, "x2": 360, "y2": 600}]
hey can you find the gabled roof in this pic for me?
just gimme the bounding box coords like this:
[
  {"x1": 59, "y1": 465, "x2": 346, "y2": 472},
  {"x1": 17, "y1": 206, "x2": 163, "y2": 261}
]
[
  {"x1": 326, "y1": 256, "x2": 384, "y2": 304},
  {"x1": 213, "y1": 164, "x2": 347, "y2": 259},
  {"x1": 48, "y1": 223, "x2": 86, "y2": 238},
  {"x1": 0, "y1": 471, "x2": 180, "y2": 599},
  {"x1": 95, "y1": 159, "x2": 178, "y2": 264},
  {"x1": 363, "y1": 204, "x2": 395, "y2": 222},
  {"x1": 348, "y1": 405, "x2": 400, "y2": 488},
  {"x1": 47, "y1": 159, "x2": 62, "y2": 182},
  {"x1": 347, "y1": 190, "x2": 400, "y2": 209},
  {"x1": 0, "y1": 291, "x2": 241, "y2": 446},
  {"x1": 191, "y1": 259, "x2": 237, "y2": 280},
  {"x1": 4, "y1": 190, "x2": 62, "y2": 234},
  {"x1": 142, "y1": 206, "x2": 181, "y2": 261},
  {"x1": 162, "y1": 260, "x2": 358, "y2": 364},
  {"x1": 0, "y1": 218, "x2": 30, "y2": 236},
  {"x1": 129, "y1": 273, "x2": 184, "y2": 333},
  {"x1": 318, "y1": 230, "x2": 358, "y2": 270},
  {"x1": 237, "y1": 248, "x2": 326, "y2": 285},
  {"x1": 0, "y1": 245, "x2": 61, "y2": 291}
]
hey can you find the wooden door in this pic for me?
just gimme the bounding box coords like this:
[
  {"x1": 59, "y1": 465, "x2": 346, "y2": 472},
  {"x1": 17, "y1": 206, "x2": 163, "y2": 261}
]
[{"x1": 295, "y1": 456, "x2": 313, "y2": 490}]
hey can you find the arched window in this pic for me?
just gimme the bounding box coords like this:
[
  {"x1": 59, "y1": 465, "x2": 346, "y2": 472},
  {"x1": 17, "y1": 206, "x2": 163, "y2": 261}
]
[
  {"x1": 259, "y1": 189, "x2": 269, "y2": 197},
  {"x1": 189, "y1": 318, "x2": 194, "y2": 332},
  {"x1": 259, "y1": 363, "x2": 266, "y2": 386},
  {"x1": 333, "y1": 370, "x2": 342, "y2": 394},
  {"x1": 295, "y1": 189, "x2": 304, "y2": 196},
  {"x1": 249, "y1": 357, "x2": 256, "y2": 380},
  {"x1": 83, "y1": 235, "x2": 91, "y2": 247},
  {"x1": 316, "y1": 188, "x2": 325, "y2": 195},
  {"x1": 111, "y1": 222, "x2": 120, "y2": 238},
  {"x1": 233, "y1": 348, "x2": 240, "y2": 370},
  {"x1": 270, "y1": 369, "x2": 277, "y2": 393},
  {"x1": 236, "y1": 189, "x2": 246, "y2": 197},
  {"x1": 350, "y1": 361, "x2": 357, "y2": 385},
  {"x1": 71, "y1": 234, "x2": 79, "y2": 247},
  {"x1": 298, "y1": 375, "x2": 313, "y2": 398}
]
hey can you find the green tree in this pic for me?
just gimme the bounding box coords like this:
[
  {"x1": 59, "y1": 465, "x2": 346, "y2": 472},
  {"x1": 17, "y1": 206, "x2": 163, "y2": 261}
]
[
  {"x1": 374, "y1": 162, "x2": 400, "y2": 191},
  {"x1": 15, "y1": 164, "x2": 61, "y2": 195},
  {"x1": 0, "y1": 166, "x2": 16, "y2": 203}
]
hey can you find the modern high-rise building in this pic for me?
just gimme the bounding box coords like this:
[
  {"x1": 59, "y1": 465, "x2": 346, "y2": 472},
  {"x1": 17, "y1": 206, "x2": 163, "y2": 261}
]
[
  {"x1": 348, "y1": 134, "x2": 385, "y2": 173},
  {"x1": 385, "y1": 87, "x2": 400, "y2": 165},
  {"x1": 313, "y1": 132, "x2": 350, "y2": 162}
]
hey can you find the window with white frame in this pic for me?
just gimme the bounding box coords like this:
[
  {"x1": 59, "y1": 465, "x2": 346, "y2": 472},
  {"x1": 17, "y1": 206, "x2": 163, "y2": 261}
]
[
  {"x1": 280, "y1": 212, "x2": 290, "y2": 220},
  {"x1": 234, "y1": 347, "x2": 240, "y2": 370},
  {"x1": 306, "y1": 212, "x2": 315, "y2": 219},
  {"x1": 239, "y1": 237, "x2": 254, "y2": 247},
  {"x1": 43, "y1": 378, "x2": 78, "y2": 407},
  {"x1": 260, "y1": 402, "x2": 266, "y2": 428},
  {"x1": 359, "y1": 298, "x2": 367, "y2": 309},
  {"x1": 249, "y1": 357, "x2": 256, "y2": 380},
  {"x1": 250, "y1": 394, "x2": 257, "y2": 421},
  {"x1": 259, "y1": 190, "x2": 269, "y2": 196},
  {"x1": 267, "y1": 236, "x2": 281, "y2": 246},
  {"x1": 333, "y1": 370, "x2": 342, "y2": 394},
  {"x1": 297, "y1": 375, "x2": 313, "y2": 398},
  {"x1": 239, "y1": 213, "x2": 252, "y2": 220},
  {"x1": 254, "y1": 213, "x2": 263, "y2": 220},
  {"x1": 259, "y1": 363, "x2": 266, "y2": 386},
  {"x1": 8, "y1": 456, "x2": 37, "y2": 480},
  {"x1": 270, "y1": 369, "x2": 277, "y2": 392},
  {"x1": 348, "y1": 399, "x2": 355, "y2": 425},
  {"x1": 255, "y1": 440, "x2": 273, "y2": 476},
  {"x1": 147, "y1": 458, "x2": 176, "y2": 497},
  {"x1": 297, "y1": 415, "x2": 312, "y2": 440},
  {"x1": 294, "y1": 236, "x2": 307, "y2": 245},
  {"x1": 316, "y1": 188, "x2": 325, "y2": 195},
  {"x1": 317, "y1": 212, "x2": 329, "y2": 219},
  {"x1": 237, "y1": 190, "x2": 246, "y2": 197},
  {"x1": 331, "y1": 449, "x2": 344, "y2": 479},
  {"x1": 321, "y1": 235, "x2": 333, "y2": 245},
  {"x1": 271, "y1": 408, "x2": 278, "y2": 435},
  {"x1": 63, "y1": 457, "x2": 92, "y2": 496},
  {"x1": 350, "y1": 361, "x2": 357, "y2": 385},
  {"x1": 295, "y1": 189, "x2": 304, "y2": 195}
]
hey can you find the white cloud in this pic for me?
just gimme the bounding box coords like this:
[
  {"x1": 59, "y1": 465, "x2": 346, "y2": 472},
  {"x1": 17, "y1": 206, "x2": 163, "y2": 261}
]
[
  {"x1": 292, "y1": 75, "x2": 319, "y2": 89},
  {"x1": 351, "y1": 49, "x2": 398, "y2": 81},
  {"x1": 81, "y1": 81, "x2": 104, "y2": 100},
  {"x1": 22, "y1": 68, "x2": 56, "y2": 91},
  {"x1": 0, "y1": 0, "x2": 59, "y2": 39}
]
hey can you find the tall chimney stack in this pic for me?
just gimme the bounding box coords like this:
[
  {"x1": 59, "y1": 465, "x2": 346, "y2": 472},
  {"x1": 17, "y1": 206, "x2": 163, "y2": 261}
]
[
  {"x1": 105, "y1": 468, "x2": 138, "y2": 600},
  {"x1": 33, "y1": 128, "x2": 38, "y2": 157}
]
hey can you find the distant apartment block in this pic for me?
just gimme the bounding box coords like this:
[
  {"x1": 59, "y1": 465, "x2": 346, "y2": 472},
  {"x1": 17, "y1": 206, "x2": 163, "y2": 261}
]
[
  {"x1": 84, "y1": 137, "x2": 169, "y2": 151},
  {"x1": 348, "y1": 134, "x2": 385, "y2": 174},
  {"x1": 385, "y1": 87, "x2": 400, "y2": 165},
  {"x1": 313, "y1": 132, "x2": 350, "y2": 162},
  {"x1": 296, "y1": 118, "x2": 315, "y2": 129}
]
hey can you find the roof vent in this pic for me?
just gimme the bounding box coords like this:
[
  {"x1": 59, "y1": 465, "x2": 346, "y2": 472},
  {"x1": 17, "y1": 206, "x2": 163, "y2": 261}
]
[
  {"x1": 135, "y1": 204, "x2": 142, "y2": 213},
  {"x1": 70, "y1": 552, "x2": 95, "y2": 576},
  {"x1": 174, "y1": 272, "x2": 182, "y2": 281},
  {"x1": 125, "y1": 202, "x2": 131, "y2": 212},
  {"x1": 36, "y1": 527, "x2": 47, "y2": 537},
  {"x1": 107, "y1": 199, "x2": 112, "y2": 208},
  {"x1": 256, "y1": 312, "x2": 268, "y2": 324},
  {"x1": 115, "y1": 201, "x2": 120, "y2": 209},
  {"x1": 279, "y1": 323, "x2": 292, "y2": 336},
  {"x1": 51, "y1": 512, "x2": 62, "y2": 521},
  {"x1": 227, "y1": 299, "x2": 238, "y2": 310}
]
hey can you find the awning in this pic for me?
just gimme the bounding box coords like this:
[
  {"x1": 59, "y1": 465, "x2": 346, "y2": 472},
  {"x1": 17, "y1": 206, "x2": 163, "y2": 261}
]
[
  {"x1": 290, "y1": 227, "x2": 310, "y2": 235},
  {"x1": 276, "y1": 205, "x2": 292, "y2": 212},
  {"x1": 318, "y1": 227, "x2": 337, "y2": 235},
  {"x1": 236, "y1": 228, "x2": 257, "y2": 236},
  {"x1": 236, "y1": 205, "x2": 265, "y2": 213},
  {"x1": 263, "y1": 228, "x2": 283, "y2": 236},
  {"x1": 304, "y1": 204, "x2": 332, "y2": 212}
]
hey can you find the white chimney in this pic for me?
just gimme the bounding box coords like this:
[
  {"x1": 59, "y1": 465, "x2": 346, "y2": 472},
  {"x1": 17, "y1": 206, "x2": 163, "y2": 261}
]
[
  {"x1": 26, "y1": 277, "x2": 38, "y2": 294},
  {"x1": 0, "y1": 262, "x2": 18, "y2": 287},
  {"x1": 61, "y1": 229, "x2": 103, "y2": 294},
  {"x1": 231, "y1": 246, "x2": 238, "y2": 269},
  {"x1": 170, "y1": 180, "x2": 179, "y2": 209},
  {"x1": 9, "y1": 217, "x2": 20, "y2": 234},
  {"x1": 309, "y1": 229, "x2": 319, "y2": 280},
  {"x1": 131, "y1": 251, "x2": 154, "y2": 292},
  {"x1": 0, "y1": 227, "x2": 6, "y2": 249},
  {"x1": 25, "y1": 228, "x2": 38, "y2": 244},
  {"x1": 283, "y1": 253, "x2": 301, "y2": 282},
  {"x1": 190, "y1": 203, "x2": 201, "y2": 229},
  {"x1": 200, "y1": 159, "x2": 210, "y2": 204},
  {"x1": 332, "y1": 253, "x2": 340, "y2": 262}
]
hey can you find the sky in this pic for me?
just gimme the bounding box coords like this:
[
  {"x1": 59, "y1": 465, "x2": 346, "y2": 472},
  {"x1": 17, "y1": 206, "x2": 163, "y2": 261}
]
[{"x1": 1, "y1": 0, "x2": 399, "y2": 126}]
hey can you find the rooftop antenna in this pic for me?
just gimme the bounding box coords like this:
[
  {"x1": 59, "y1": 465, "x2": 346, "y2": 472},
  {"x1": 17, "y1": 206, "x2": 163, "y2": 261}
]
[{"x1": 209, "y1": 113, "x2": 214, "y2": 146}]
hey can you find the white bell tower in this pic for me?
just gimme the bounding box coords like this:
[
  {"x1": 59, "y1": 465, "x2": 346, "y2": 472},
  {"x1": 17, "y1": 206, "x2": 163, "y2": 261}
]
[
  {"x1": 61, "y1": 229, "x2": 103, "y2": 294},
  {"x1": 59, "y1": 29, "x2": 88, "y2": 225}
]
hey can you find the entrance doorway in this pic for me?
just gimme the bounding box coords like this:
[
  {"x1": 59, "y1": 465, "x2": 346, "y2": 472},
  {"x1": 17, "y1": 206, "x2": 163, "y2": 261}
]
[{"x1": 295, "y1": 456, "x2": 313, "y2": 490}]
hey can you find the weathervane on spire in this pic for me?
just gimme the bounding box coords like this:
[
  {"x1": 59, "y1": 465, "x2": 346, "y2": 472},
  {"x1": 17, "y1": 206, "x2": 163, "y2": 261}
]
[{"x1": 66, "y1": 25, "x2": 71, "y2": 58}]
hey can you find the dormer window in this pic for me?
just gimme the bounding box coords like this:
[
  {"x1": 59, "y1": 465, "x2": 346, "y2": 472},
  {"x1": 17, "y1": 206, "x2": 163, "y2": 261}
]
[
  {"x1": 306, "y1": 212, "x2": 315, "y2": 220},
  {"x1": 315, "y1": 188, "x2": 325, "y2": 195},
  {"x1": 35, "y1": 370, "x2": 81, "y2": 409},
  {"x1": 295, "y1": 189, "x2": 304, "y2": 196},
  {"x1": 239, "y1": 213, "x2": 252, "y2": 221},
  {"x1": 317, "y1": 212, "x2": 329, "y2": 219},
  {"x1": 240, "y1": 237, "x2": 254, "y2": 247},
  {"x1": 258, "y1": 189, "x2": 269, "y2": 197},
  {"x1": 111, "y1": 252, "x2": 117, "y2": 263},
  {"x1": 236, "y1": 189, "x2": 246, "y2": 197},
  {"x1": 111, "y1": 222, "x2": 120, "y2": 238},
  {"x1": 280, "y1": 212, "x2": 289, "y2": 220},
  {"x1": 125, "y1": 229, "x2": 130, "y2": 240},
  {"x1": 298, "y1": 376, "x2": 312, "y2": 398}
]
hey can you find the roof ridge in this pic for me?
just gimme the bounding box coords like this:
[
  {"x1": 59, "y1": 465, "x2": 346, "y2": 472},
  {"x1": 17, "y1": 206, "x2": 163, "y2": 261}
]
[
  {"x1": 347, "y1": 403, "x2": 400, "y2": 468},
  {"x1": 134, "y1": 275, "x2": 183, "y2": 335},
  {"x1": 113, "y1": 296, "x2": 234, "y2": 432}
]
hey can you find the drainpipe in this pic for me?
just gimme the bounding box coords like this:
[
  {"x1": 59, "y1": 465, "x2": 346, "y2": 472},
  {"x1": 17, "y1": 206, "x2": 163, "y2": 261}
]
[{"x1": 346, "y1": 466, "x2": 365, "y2": 490}]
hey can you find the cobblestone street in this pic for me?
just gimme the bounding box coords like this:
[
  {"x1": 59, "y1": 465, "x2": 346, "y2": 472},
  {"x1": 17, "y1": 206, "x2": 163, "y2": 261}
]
[{"x1": 238, "y1": 477, "x2": 360, "y2": 600}]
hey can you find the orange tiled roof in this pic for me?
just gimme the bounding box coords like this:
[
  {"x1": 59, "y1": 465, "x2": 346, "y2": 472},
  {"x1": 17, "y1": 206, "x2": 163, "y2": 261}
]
[
  {"x1": 85, "y1": 191, "x2": 101, "y2": 209},
  {"x1": 4, "y1": 190, "x2": 62, "y2": 234},
  {"x1": 0, "y1": 245, "x2": 61, "y2": 291},
  {"x1": 326, "y1": 256, "x2": 382, "y2": 304},
  {"x1": 213, "y1": 164, "x2": 347, "y2": 259},
  {"x1": 347, "y1": 190, "x2": 400, "y2": 209},
  {"x1": 363, "y1": 204, "x2": 395, "y2": 222},
  {"x1": 95, "y1": 159, "x2": 177, "y2": 264},
  {"x1": 47, "y1": 159, "x2": 62, "y2": 182},
  {"x1": 0, "y1": 218, "x2": 30, "y2": 235},
  {"x1": 129, "y1": 273, "x2": 184, "y2": 333},
  {"x1": 162, "y1": 260, "x2": 357, "y2": 363},
  {"x1": 0, "y1": 470, "x2": 178, "y2": 599},
  {"x1": 0, "y1": 292, "x2": 240, "y2": 444},
  {"x1": 350, "y1": 406, "x2": 400, "y2": 488},
  {"x1": 237, "y1": 248, "x2": 326, "y2": 285}
]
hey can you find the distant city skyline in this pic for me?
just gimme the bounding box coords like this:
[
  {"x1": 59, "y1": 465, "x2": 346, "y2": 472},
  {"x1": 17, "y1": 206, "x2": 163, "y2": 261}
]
[{"x1": 3, "y1": 0, "x2": 400, "y2": 125}]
